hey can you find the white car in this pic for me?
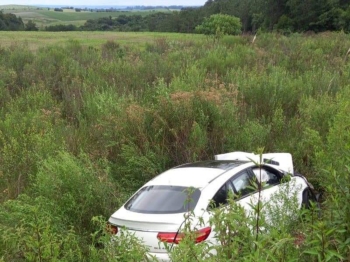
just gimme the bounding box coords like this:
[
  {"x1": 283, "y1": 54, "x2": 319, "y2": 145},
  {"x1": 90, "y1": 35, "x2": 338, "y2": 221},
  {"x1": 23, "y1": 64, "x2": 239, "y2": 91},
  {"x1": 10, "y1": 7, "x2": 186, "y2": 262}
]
[{"x1": 108, "y1": 152, "x2": 315, "y2": 261}]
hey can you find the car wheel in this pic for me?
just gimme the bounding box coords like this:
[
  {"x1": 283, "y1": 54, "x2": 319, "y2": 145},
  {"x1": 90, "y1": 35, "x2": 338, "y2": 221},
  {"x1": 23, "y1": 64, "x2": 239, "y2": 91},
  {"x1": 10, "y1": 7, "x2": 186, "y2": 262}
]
[
  {"x1": 302, "y1": 188, "x2": 313, "y2": 209},
  {"x1": 302, "y1": 188, "x2": 322, "y2": 219}
]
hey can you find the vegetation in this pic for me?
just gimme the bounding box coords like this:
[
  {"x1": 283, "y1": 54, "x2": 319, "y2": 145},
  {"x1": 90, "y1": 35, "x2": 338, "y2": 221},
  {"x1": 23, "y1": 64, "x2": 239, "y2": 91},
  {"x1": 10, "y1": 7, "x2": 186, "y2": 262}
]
[
  {"x1": 199, "y1": 0, "x2": 350, "y2": 33},
  {"x1": 0, "y1": 31, "x2": 203, "y2": 51},
  {"x1": 24, "y1": 20, "x2": 38, "y2": 31},
  {"x1": 80, "y1": 0, "x2": 350, "y2": 33},
  {"x1": 195, "y1": 14, "x2": 242, "y2": 38},
  {"x1": 0, "y1": 5, "x2": 174, "y2": 28},
  {"x1": 0, "y1": 11, "x2": 24, "y2": 30},
  {"x1": 2, "y1": 0, "x2": 350, "y2": 33},
  {"x1": 0, "y1": 31, "x2": 349, "y2": 261}
]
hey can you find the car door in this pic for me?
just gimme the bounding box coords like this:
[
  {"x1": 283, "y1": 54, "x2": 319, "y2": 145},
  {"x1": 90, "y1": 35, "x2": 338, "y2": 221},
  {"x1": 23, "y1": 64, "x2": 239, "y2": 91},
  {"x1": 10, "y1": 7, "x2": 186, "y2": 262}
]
[
  {"x1": 223, "y1": 167, "x2": 284, "y2": 214},
  {"x1": 250, "y1": 166, "x2": 283, "y2": 203},
  {"x1": 249, "y1": 165, "x2": 306, "y2": 224},
  {"x1": 229, "y1": 169, "x2": 259, "y2": 211},
  {"x1": 207, "y1": 166, "x2": 303, "y2": 233},
  {"x1": 209, "y1": 169, "x2": 258, "y2": 211}
]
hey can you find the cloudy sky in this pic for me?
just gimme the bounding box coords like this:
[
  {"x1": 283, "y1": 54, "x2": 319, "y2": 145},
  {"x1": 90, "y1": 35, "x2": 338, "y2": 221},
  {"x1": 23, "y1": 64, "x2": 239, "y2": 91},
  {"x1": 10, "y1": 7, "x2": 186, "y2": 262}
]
[{"x1": 0, "y1": 0, "x2": 206, "y2": 6}]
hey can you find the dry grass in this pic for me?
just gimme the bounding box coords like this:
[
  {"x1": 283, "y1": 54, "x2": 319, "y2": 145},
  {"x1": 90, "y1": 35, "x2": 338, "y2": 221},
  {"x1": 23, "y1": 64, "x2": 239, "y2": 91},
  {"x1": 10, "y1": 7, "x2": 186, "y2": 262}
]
[{"x1": 168, "y1": 84, "x2": 239, "y2": 108}]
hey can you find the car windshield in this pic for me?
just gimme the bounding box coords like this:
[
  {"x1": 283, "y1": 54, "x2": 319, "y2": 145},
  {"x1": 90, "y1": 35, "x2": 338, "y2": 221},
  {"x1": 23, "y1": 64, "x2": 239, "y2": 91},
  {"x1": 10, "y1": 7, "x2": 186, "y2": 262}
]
[{"x1": 124, "y1": 185, "x2": 201, "y2": 214}]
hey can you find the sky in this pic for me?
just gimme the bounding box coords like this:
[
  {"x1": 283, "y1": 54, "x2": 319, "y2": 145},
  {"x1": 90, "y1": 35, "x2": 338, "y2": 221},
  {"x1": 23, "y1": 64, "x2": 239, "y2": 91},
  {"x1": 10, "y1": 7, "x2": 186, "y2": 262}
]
[{"x1": 0, "y1": 0, "x2": 207, "y2": 6}]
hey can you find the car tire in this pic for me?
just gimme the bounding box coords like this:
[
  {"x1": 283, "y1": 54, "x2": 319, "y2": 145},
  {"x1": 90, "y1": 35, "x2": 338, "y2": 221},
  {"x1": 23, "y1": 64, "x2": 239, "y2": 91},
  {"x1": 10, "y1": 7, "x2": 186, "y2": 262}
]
[
  {"x1": 302, "y1": 188, "x2": 312, "y2": 209},
  {"x1": 302, "y1": 188, "x2": 322, "y2": 219}
]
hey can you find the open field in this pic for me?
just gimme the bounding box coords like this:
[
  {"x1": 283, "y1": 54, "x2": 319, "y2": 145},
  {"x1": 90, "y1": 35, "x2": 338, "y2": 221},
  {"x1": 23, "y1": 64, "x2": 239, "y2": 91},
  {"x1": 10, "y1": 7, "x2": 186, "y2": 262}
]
[
  {"x1": 0, "y1": 4, "x2": 172, "y2": 27},
  {"x1": 0, "y1": 31, "x2": 204, "y2": 51},
  {"x1": 0, "y1": 4, "x2": 36, "y2": 10}
]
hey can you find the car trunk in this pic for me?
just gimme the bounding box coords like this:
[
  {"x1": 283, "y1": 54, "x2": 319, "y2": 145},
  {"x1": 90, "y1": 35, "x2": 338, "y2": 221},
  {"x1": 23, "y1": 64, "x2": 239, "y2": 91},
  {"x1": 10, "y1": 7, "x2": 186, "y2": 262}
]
[{"x1": 109, "y1": 209, "x2": 186, "y2": 253}]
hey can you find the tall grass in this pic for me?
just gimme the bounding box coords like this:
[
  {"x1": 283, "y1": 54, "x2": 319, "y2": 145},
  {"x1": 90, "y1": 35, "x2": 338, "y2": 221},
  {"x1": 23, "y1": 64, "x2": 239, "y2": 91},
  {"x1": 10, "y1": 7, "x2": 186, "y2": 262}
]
[{"x1": 0, "y1": 32, "x2": 349, "y2": 260}]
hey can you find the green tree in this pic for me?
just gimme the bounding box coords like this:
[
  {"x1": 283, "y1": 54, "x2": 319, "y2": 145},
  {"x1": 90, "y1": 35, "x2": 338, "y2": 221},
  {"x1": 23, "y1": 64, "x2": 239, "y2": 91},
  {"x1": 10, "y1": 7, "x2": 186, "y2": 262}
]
[
  {"x1": 286, "y1": 0, "x2": 324, "y2": 31},
  {"x1": 341, "y1": 6, "x2": 350, "y2": 32},
  {"x1": 195, "y1": 14, "x2": 242, "y2": 39},
  {"x1": 25, "y1": 20, "x2": 38, "y2": 31},
  {"x1": 177, "y1": 8, "x2": 204, "y2": 33},
  {"x1": 0, "y1": 11, "x2": 24, "y2": 31}
]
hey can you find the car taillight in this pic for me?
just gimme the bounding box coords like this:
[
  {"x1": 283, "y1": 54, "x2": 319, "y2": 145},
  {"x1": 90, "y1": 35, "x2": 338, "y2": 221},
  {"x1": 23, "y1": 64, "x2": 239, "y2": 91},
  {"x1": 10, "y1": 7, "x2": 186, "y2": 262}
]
[
  {"x1": 194, "y1": 227, "x2": 212, "y2": 243},
  {"x1": 107, "y1": 224, "x2": 118, "y2": 235},
  {"x1": 157, "y1": 227, "x2": 211, "y2": 244},
  {"x1": 157, "y1": 232, "x2": 184, "y2": 244}
]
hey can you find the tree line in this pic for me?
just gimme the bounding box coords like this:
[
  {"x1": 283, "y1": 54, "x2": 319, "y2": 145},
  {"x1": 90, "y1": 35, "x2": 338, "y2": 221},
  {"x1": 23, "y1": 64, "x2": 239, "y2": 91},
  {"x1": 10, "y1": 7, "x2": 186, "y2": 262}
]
[
  {"x1": 0, "y1": 11, "x2": 24, "y2": 31},
  {"x1": 202, "y1": 0, "x2": 350, "y2": 33},
  {"x1": 48, "y1": 0, "x2": 350, "y2": 33},
  {"x1": 1, "y1": 0, "x2": 350, "y2": 33},
  {"x1": 0, "y1": 11, "x2": 38, "y2": 31}
]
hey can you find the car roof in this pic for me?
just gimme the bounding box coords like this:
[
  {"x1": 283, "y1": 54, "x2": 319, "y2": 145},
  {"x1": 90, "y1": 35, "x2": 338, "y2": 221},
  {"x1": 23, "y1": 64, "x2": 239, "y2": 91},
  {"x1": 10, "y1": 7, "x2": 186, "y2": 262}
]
[
  {"x1": 145, "y1": 160, "x2": 246, "y2": 188},
  {"x1": 176, "y1": 160, "x2": 247, "y2": 170}
]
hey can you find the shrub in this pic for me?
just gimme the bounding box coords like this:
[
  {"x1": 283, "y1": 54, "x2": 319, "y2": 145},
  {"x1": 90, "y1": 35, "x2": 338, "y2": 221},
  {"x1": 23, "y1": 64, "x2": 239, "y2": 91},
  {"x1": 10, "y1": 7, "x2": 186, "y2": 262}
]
[
  {"x1": 89, "y1": 216, "x2": 156, "y2": 262},
  {"x1": 0, "y1": 195, "x2": 83, "y2": 261},
  {"x1": 31, "y1": 151, "x2": 120, "y2": 235},
  {"x1": 0, "y1": 88, "x2": 61, "y2": 201},
  {"x1": 101, "y1": 40, "x2": 125, "y2": 60},
  {"x1": 196, "y1": 14, "x2": 242, "y2": 39}
]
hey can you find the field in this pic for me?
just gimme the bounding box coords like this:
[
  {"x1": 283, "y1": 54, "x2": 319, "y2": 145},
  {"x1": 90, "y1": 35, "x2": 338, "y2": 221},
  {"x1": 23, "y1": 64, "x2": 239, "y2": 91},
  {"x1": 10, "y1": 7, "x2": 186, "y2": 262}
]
[
  {"x1": 0, "y1": 31, "x2": 203, "y2": 51},
  {"x1": 0, "y1": 4, "x2": 171, "y2": 27},
  {"x1": 0, "y1": 31, "x2": 349, "y2": 261}
]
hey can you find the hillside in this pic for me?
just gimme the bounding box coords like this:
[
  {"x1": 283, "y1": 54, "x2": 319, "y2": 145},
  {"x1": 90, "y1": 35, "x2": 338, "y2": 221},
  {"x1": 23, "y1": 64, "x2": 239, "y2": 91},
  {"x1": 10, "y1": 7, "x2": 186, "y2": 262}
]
[
  {"x1": 2, "y1": 0, "x2": 349, "y2": 33},
  {"x1": 0, "y1": 4, "x2": 172, "y2": 28}
]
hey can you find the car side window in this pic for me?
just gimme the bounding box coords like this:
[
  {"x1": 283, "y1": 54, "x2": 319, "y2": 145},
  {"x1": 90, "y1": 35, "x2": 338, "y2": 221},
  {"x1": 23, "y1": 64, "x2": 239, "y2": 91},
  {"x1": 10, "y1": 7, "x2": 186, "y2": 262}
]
[
  {"x1": 210, "y1": 171, "x2": 257, "y2": 209},
  {"x1": 230, "y1": 171, "x2": 256, "y2": 198},
  {"x1": 252, "y1": 167, "x2": 281, "y2": 187},
  {"x1": 211, "y1": 184, "x2": 227, "y2": 208},
  {"x1": 211, "y1": 181, "x2": 235, "y2": 208}
]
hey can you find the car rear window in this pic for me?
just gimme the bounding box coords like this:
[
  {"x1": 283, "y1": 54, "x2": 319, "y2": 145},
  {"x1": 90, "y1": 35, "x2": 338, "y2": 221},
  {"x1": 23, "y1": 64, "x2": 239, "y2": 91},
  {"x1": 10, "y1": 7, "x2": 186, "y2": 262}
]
[{"x1": 124, "y1": 186, "x2": 201, "y2": 214}]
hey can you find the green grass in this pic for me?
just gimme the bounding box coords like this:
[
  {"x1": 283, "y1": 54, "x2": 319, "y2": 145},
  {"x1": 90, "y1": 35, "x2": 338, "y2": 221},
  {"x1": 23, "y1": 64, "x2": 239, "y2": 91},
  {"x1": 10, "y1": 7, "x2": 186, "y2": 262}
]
[
  {"x1": 0, "y1": 5, "x2": 172, "y2": 27},
  {"x1": 0, "y1": 31, "x2": 204, "y2": 51},
  {"x1": 34, "y1": 10, "x2": 154, "y2": 21},
  {"x1": 0, "y1": 4, "x2": 36, "y2": 10}
]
